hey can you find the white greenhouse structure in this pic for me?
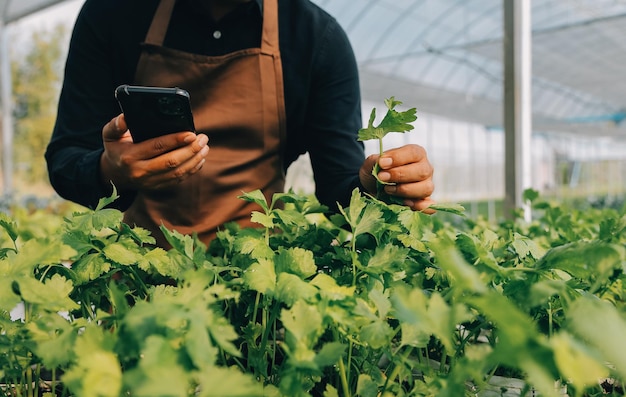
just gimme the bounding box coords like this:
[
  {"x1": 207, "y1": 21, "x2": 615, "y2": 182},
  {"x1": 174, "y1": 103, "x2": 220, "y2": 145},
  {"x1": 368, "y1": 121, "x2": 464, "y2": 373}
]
[{"x1": 2, "y1": 0, "x2": 626, "y2": 221}]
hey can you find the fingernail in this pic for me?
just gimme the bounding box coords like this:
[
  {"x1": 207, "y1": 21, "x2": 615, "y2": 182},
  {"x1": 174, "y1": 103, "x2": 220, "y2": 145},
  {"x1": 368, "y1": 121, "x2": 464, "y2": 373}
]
[
  {"x1": 198, "y1": 134, "x2": 209, "y2": 146},
  {"x1": 384, "y1": 185, "x2": 397, "y2": 194},
  {"x1": 114, "y1": 115, "x2": 120, "y2": 130},
  {"x1": 378, "y1": 171, "x2": 391, "y2": 181},
  {"x1": 379, "y1": 157, "x2": 392, "y2": 168},
  {"x1": 403, "y1": 199, "x2": 415, "y2": 207}
]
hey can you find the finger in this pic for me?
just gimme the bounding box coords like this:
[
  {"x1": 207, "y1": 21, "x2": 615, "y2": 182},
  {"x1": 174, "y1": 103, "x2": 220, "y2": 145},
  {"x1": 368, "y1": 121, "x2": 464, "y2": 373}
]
[
  {"x1": 103, "y1": 114, "x2": 132, "y2": 142},
  {"x1": 139, "y1": 137, "x2": 210, "y2": 186},
  {"x1": 383, "y1": 179, "x2": 435, "y2": 200},
  {"x1": 401, "y1": 196, "x2": 436, "y2": 214},
  {"x1": 378, "y1": 144, "x2": 428, "y2": 169},
  {"x1": 359, "y1": 153, "x2": 380, "y2": 194},
  {"x1": 377, "y1": 161, "x2": 434, "y2": 184},
  {"x1": 139, "y1": 132, "x2": 208, "y2": 160}
]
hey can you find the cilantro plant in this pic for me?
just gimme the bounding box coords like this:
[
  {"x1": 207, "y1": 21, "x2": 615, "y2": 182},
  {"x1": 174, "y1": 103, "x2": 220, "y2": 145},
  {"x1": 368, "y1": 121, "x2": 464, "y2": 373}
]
[
  {"x1": 0, "y1": 102, "x2": 625, "y2": 396},
  {"x1": 358, "y1": 97, "x2": 417, "y2": 204}
]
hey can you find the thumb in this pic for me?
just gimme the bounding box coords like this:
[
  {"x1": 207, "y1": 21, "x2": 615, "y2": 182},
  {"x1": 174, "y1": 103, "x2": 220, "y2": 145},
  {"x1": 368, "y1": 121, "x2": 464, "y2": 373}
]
[
  {"x1": 359, "y1": 153, "x2": 379, "y2": 194},
  {"x1": 103, "y1": 114, "x2": 130, "y2": 142}
]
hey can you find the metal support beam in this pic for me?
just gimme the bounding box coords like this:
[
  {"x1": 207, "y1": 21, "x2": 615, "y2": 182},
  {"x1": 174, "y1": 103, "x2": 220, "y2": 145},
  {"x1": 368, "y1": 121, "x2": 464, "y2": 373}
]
[
  {"x1": 503, "y1": 0, "x2": 532, "y2": 221},
  {"x1": 0, "y1": 19, "x2": 14, "y2": 195}
]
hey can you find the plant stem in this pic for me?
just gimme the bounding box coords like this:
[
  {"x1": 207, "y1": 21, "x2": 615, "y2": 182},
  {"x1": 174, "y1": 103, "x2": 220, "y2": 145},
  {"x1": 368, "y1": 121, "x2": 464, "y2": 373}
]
[
  {"x1": 337, "y1": 357, "x2": 351, "y2": 397},
  {"x1": 332, "y1": 328, "x2": 351, "y2": 397},
  {"x1": 347, "y1": 339, "x2": 353, "y2": 392},
  {"x1": 259, "y1": 303, "x2": 281, "y2": 379},
  {"x1": 252, "y1": 292, "x2": 261, "y2": 327},
  {"x1": 26, "y1": 366, "x2": 32, "y2": 397},
  {"x1": 548, "y1": 301, "x2": 553, "y2": 338},
  {"x1": 381, "y1": 346, "x2": 413, "y2": 394}
]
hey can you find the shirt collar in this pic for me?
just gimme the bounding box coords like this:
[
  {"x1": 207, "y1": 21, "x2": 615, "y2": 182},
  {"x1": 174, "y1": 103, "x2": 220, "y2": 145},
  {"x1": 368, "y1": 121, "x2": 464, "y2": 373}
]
[{"x1": 185, "y1": 0, "x2": 263, "y2": 18}]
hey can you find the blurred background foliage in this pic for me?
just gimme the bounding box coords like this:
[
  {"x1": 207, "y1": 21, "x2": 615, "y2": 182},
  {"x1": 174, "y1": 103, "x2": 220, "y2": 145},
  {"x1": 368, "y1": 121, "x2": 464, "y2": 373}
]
[{"x1": 10, "y1": 23, "x2": 67, "y2": 194}]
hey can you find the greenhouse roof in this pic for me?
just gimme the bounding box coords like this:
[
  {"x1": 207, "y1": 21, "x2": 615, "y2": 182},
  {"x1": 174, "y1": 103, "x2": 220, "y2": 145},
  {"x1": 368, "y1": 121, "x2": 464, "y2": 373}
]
[
  {"x1": 312, "y1": 0, "x2": 626, "y2": 138},
  {"x1": 0, "y1": 0, "x2": 63, "y2": 24}
]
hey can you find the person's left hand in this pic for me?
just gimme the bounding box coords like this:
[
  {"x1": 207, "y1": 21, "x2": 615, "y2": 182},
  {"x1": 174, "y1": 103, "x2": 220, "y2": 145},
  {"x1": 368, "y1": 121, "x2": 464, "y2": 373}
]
[{"x1": 359, "y1": 144, "x2": 436, "y2": 213}]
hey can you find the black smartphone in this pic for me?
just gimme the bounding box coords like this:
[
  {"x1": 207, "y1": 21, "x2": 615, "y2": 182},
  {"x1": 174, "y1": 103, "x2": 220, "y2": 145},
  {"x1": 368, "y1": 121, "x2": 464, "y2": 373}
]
[{"x1": 115, "y1": 84, "x2": 196, "y2": 143}]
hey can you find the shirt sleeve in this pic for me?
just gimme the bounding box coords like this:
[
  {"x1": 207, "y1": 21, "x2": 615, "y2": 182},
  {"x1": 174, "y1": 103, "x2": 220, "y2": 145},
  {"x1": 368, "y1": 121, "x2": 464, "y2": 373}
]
[
  {"x1": 305, "y1": 18, "x2": 365, "y2": 210},
  {"x1": 45, "y1": 0, "x2": 136, "y2": 210}
]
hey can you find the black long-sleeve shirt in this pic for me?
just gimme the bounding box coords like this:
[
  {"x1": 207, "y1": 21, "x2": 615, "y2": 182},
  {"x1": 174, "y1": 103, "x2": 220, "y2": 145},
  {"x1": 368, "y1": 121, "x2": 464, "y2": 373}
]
[{"x1": 45, "y1": 0, "x2": 364, "y2": 211}]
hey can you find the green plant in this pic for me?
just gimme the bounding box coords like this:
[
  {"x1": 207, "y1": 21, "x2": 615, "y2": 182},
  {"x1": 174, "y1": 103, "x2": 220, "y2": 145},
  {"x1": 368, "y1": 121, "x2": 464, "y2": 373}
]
[{"x1": 0, "y1": 102, "x2": 624, "y2": 396}]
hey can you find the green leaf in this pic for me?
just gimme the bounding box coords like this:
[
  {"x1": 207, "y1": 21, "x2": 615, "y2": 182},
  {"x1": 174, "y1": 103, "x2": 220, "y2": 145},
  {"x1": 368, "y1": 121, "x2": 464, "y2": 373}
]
[
  {"x1": 510, "y1": 233, "x2": 544, "y2": 260},
  {"x1": 468, "y1": 292, "x2": 538, "y2": 350},
  {"x1": 196, "y1": 366, "x2": 264, "y2": 397},
  {"x1": 339, "y1": 189, "x2": 385, "y2": 239},
  {"x1": 234, "y1": 233, "x2": 274, "y2": 260},
  {"x1": 0, "y1": 213, "x2": 18, "y2": 243},
  {"x1": 566, "y1": 295, "x2": 626, "y2": 380},
  {"x1": 18, "y1": 275, "x2": 79, "y2": 312},
  {"x1": 359, "y1": 320, "x2": 394, "y2": 349},
  {"x1": 102, "y1": 242, "x2": 143, "y2": 265},
  {"x1": 281, "y1": 300, "x2": 323, "y2": 346},
  {"x1": 365, "y1": 244, "x2": 409, "y2": 276},
  {"x1": 121, "y1": 335, "x2": 190, "y2": 397},
  {"x1": 356, "y1": 374, "x2": 379, "y2": 397},
  {"x1": 323, "y1": 384, "x2": 340, "y2": 397},
  {"x1": 205, "y1": 310, "x2": 242, "y2": 359},
  {"x1": 314, "y1": 342, "x2": 346, "y2": 368},
  {"x1": 551, "y1": 332, "x2": 609, "y2": 391},
  {"x1": 275, "y1": 247, "x2": 317, "y2": 279},
  {"x1": 184, "y1": 310, "x2": 219, "y2": 369},
  {"x1": 243, "y1": 258, "x2": 277, "y2": 296},
  {"x1": 275, "y1": 273, "x2": 318, "y2": 306},
  {"x1": 399, "y1": 322, "x2": 431, "y2": 348},
  {"x1": 523, "y1": 188, "x2": 540, "y2": 203},
  {"x1": 138, "y1": 247, "x2": 180, "y2": 277},
  {"x1": 27, "y1": 313, "x2": 78, "y2": 368},
  {"x1": 91, "y1": 208, "x2": 124, "y2": 231},
  {"x1": 238, "y1": 190, "x2": 270, "y2": 212},
  {"x1": 2, "y1": 238, "x2": 75, "y2": 277},
  {"x1": 250, "y1": 211, "x2": 275, "y2": 228},
  {"x1": 310, "y1": 273, "x2": 356, "y2": 300},
  {"x1": 0, "y1": 278, "x2": 20, "y2": 311},
  {"x1": 428, "y1": 202, "x2": 466, "y2": 216},
  {"x1": 429, "y1": 236, "x2": 487, "y2": 294},
  {"x1": 62, "y1": 326, "x2": 122, "y2": 397},
  {"x1": 94, "y1": 184, "x2": 120, "y2": 211},
  {"x1": 357, "y1": 97, "x2": 417, "y2": 142},
  {"x1": 368, "y1": 287, "x2": 391, "y2": 319},
  {"x1": 535, "y1": 241, "x2": 622, "y2": 280},
  {"x1": 71, "y1": 252, "x2": 110, "y2": 284},
  {"x1": 160, "y1": 226, "x2": 198, "y2": 259}
]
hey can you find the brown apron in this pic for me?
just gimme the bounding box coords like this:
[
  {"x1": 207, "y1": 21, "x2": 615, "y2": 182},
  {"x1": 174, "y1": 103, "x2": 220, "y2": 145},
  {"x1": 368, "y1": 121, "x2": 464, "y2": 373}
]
[{"x1": 124, "y1": 0, "x2": 287, "y2": 248}]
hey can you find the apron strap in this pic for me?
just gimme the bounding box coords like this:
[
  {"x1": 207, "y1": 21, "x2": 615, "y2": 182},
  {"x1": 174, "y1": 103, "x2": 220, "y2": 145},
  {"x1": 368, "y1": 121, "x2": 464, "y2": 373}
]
[
  {"x1": 145, "y1": 0, "x2": 176, "y2": 45},
  {"x1": 261, "y1": 0, "x2": 279, "y2": 54}
]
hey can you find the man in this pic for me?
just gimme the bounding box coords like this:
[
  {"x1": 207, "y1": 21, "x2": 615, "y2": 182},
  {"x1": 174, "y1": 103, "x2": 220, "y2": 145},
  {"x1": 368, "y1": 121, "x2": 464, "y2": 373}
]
[{"x1": 45, "y1": 0, "x2": 435, "y2": 247}]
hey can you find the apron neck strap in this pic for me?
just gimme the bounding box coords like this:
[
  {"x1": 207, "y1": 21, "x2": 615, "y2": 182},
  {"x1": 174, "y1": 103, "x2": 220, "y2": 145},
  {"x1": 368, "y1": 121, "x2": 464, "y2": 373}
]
[
  {"x1": 144, "y1": 0, "x2": 176, "y2": 45},
  {"x1": 261, "y1": 0, "x2": 279, "y2": 53}
]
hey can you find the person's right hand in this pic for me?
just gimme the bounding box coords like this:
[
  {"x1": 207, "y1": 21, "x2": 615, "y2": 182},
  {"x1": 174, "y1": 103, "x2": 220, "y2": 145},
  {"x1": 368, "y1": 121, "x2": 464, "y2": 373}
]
[{"x1": 99, "y1": 114, "x2": 210, "y2": 192}]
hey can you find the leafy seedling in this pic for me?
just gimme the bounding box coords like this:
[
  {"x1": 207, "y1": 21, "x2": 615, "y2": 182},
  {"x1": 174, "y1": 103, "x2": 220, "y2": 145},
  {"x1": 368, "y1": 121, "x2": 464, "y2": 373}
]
[{"x1": 358, "y1": 97, "x2": 417, "y2": 204}]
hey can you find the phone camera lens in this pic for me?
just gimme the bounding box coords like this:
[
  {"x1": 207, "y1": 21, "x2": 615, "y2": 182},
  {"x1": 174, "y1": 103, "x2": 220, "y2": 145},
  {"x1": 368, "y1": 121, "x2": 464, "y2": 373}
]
[{"x1": 158, "y1": 96, "x2": 184, "y2": 116}]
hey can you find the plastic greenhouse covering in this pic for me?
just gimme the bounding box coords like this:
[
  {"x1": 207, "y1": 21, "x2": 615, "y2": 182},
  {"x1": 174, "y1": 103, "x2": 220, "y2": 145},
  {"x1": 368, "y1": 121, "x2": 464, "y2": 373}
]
[{"x1": 2, "y1": 0, "x2": 626, "y2": 217}]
